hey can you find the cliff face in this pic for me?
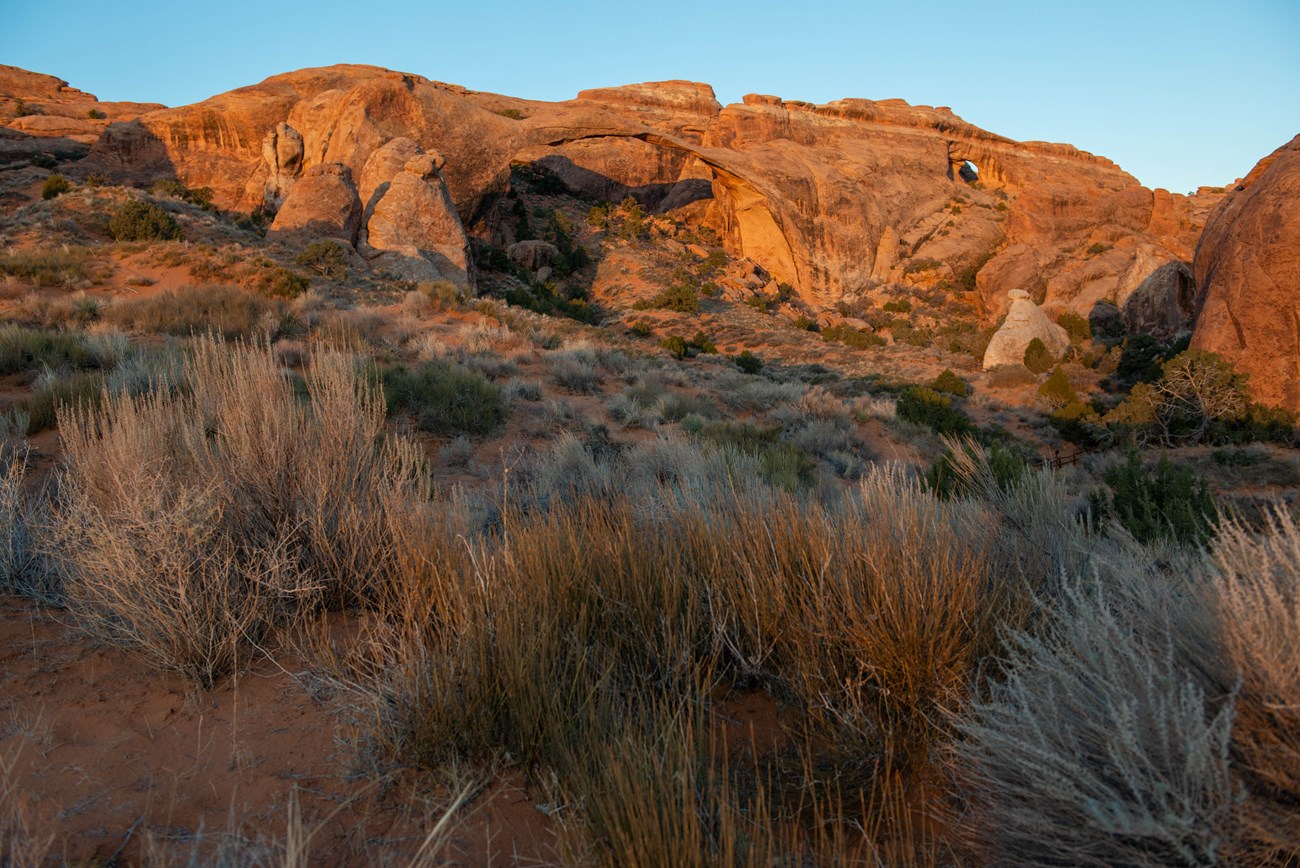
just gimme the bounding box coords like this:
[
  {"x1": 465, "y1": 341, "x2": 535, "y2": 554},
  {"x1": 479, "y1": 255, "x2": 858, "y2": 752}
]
[
  {"x1": 1191, "y1": 134, "x2": 1300, "y2": 412},
  {"x1": 6, "y1": 63, "x2": 1221, "y2": 319}
]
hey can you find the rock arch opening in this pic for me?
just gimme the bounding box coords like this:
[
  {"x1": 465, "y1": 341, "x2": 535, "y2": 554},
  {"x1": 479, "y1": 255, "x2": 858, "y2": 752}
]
[{"x1": 959, "y1": 160, "x2": 979, "y2": 184}]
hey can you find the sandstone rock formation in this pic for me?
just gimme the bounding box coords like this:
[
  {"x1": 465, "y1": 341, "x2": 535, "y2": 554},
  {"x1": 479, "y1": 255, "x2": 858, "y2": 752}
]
[
  {"x1": 1191, "y1": 134, "x2": 1300, "y2": 411},
  {"x1": 260, "y1": 122, "x2": 304, "y2": 211},
  {"x1": 1124, "y1": 261, "x2": 1195, "y2": 338},
  {"x1": 267, "y1": 163, "x2": 362, "y2": 245},
  {"x1": 9, "y1": 62, "x2": 1224, "y2": 323},
  {"x1": 982, "y1": 289, "x2": 1070, "y2": 370},
  {"x1": 363, "y1": 153, "x2": 472, "y2": 289}
]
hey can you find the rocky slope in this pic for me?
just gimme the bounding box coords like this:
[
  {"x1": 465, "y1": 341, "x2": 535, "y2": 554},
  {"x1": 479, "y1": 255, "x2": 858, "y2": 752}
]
[
  {"x1": 1191, "y1": 134, "x2": 1300, "y2": 412},
  {"x1": 4, "y1": 64, "x2": 1223, "y2": 318}
]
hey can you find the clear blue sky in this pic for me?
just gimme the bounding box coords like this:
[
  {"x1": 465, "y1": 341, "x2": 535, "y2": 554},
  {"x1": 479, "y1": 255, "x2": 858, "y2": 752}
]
[{"x1": 4, "y1": 0, "x2": 1296, "y2": 193}]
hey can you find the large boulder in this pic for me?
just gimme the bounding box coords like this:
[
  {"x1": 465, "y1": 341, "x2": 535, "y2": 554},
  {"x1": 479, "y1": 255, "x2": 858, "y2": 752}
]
[
  {"x1": 982, "y1": 289, "x2": 1070, "y2": 370},
  {"x1": 506, "y1": 240, "x2": 559, "y2": 271},
  {"x1": 1191, "y1": 134, "x2": 1300, "y2": 412},
  {"x1": 1124, "y1": 260, "x2": 1195, "y2": 338},
  {"x1": 267, "y1": 162, "x2": 362, "y2": 245},
  {"x1": 363, "y1": 153, "x2": 473, "y2": 291}
]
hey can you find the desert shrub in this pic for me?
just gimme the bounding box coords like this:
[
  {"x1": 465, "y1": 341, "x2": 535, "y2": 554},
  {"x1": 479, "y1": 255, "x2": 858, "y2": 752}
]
[
  {"x1": 882, "y1": 298, "x2": 912, "y2": 313},
  {"x1": 1107, "y1": 349, "x2": 1251, "y2": 446},
  {"x1": 688, "y1": 332, "x2": 717, "y2": 354},
  {"x1": 1086, "y1": 241, "x2": 1113, "y2": 255},
  {"x1": 733, "y1": 350, "x2": 763, "y2": 374},
  {"x1": 382, "y1": 360, "x2": 506, "y2": 437},
  {"x1": 1051, "y1": 400, "x2": 1107, "y2": 448},
  {"x1": 0, "y1": 246, "x2": 92, "y2": 288},
  {"x1": 1037, "y1": 365, "x2": 1077, "y2": 407},
  {"x1": 896, "y1": 385, "x2": 972, "y2": 436},
  {"x1": 41, "y1": 174, "x2": 70, "y2": 200},
  {"x1": 1057, "y1": 311, "x2": 1091, "y2": 343},
  {"x1": 1200, "y1": 512, "x2": 1300, "y2": 860},
  {"x1": 46, "y1": 339, "x2": 427, "y2": 684},
  {"x1": 294, "y1": 240, "x2": 349, "y2": 279},
  {"x1": 1022, "y1": 337, "x2": 1054, "y2": 374},
  {"x1": 634, "y1": 285, "x2": 699, "y2": 314},
  {"x1": 628, "y1": 320, "x2": 652, "y2": 338},
  {"x1": 0, "y1": 327, "x2": 104, "y2": 375},
  {"x1": 255, "y1": 267, "x2": 310, "y2": 299},
  {"x1": 105, "y1": 285, "x2": 273, "y2": 339},
  {"x1": 150, "y1": 179, "x2": 215, "y2": 211},
  {"x1": 931, "y1": 368, "x2": 970, "y2": 397},
  {"x1": 548, "y1": 351, "x2": 603, "y2": 393},
  {"x1": 28, "y1": 153, "x2": 56, "y2": 169},
  {"x1": 821, "y1": 323, "x2": 884, "y2": 349},
  {"x1": 955, "y1": 582, "x2": 1236, "y2": 866},
  {"x1": 1093, "y1": 450, "x2": 1217, "y2": 546},
  {"x1": 660, "y1": 335, "x2": 688, "y2": 359},
  {"x1": 108, "y1": 200, "x2": 183, "y2": 242}
]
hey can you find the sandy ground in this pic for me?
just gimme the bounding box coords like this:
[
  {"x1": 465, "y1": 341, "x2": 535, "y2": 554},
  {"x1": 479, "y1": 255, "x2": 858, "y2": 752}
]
[{"x1": 0, "y1": 596, "x2": 558, "y2": 865}]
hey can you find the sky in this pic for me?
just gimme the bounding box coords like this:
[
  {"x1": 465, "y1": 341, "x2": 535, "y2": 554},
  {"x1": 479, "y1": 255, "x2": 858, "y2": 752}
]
[{"x1": 3, "y1": 0, "x2": 1297, "y2": 193}]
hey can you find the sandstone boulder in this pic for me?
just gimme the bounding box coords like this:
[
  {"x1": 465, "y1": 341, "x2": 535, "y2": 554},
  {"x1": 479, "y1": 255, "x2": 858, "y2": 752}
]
[
  {"x1": 506, "y1": 240, "x2": 559, "y2": 271},
  {"x1": 357, "y1": 136, "x2": 425, "y2": 213},
  {"x1": 982, "y1": 289, "x2": 1070, "y2": 370},
  {"x1": 267, "y1": 163, "x2": 362, "y2": 245},
  {"x1": 364, "y1": 153, "x2": 472, "y2": 290},
  {"x1": 1191, "y1": 134, "x2": 1300, "y2": 411},
  {"x1": 1123, "y1": 260, "x2": 1195, "y2": 338}
]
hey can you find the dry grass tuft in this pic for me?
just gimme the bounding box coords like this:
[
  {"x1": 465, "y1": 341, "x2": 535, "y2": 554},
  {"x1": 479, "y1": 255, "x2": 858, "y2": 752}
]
[{"x1": 45, "y1": 337, "x2": 427, "y2": 684}]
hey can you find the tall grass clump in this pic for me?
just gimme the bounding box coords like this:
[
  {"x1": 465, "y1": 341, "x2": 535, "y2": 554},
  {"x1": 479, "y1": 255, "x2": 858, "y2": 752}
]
[
  {"x1": 0, "y1": 246, "x2": 92, "y2": 288},
  {"x1": 46, "y1": 337, "x2": 427, "y2": 685},
  {"x1": 337, "y1": 442, "x2": 1077, "y2": 863},
  {"x1": 0, "y1": 326, "x2": 105, "y2": 375},
  {"x1": 105, "y1": 285, "x2": 276, "y2": 339}
]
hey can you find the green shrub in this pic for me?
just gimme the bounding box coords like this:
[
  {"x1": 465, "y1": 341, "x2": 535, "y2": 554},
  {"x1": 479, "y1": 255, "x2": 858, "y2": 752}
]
[
  {"x1": 1116, "y1": 334, "x2": 1189, "y2": 385},
  {"x1": 931, "y1": 369, "x2": 970, "y2": 397},
  {"x1": 497, "y1": 108, "x2": 525, "y2": 120},
  {"x1": 792, "y1": 315, "x2": 818, "y2": 332},
  {"x1": 1086, "y1": 242, "x2": 1112, "y2": 256},
  {"x1": 1093, "y1": 450, "x2": 1217, "y2": 546},
  {"x1": 1050, "y1": 400, "x2": 1106, "y2": 448},
  {"x1": 628, "y1": 321, "x2": 652, "y2": 338},
  {"x1": 634, "y1": 285, "x2": 698, "y2": 314},
  {"x1": 294, "y1": 241, "x2": 349, "y2": 279},
  {"x1": 108, "y1": 200, "x2": 183, "y2": 242},
  {"x1": 383, "y1": 360, "x2": 506, "y2": 437},
  {"x1": 733, "y1": 350, "x2": 763, "y2": 374},
  {"x1": 256, "y1": 267, "x2": 309, "y2": 299},
  {"x1": 896, "y1": 385, "x2": 973, "y2": 436},
  {"x1": 882, "y1": 298, "x2": 912, "y2": 313},
  {"x1": 41, "y1": 173, "x2": 70, "y2": 200},
  {"x1": 821, "y1": 323, "x2": 884, "y2": 349},
  {"x1": 1023, "y1": 338, "x2": 1054, "y2": 374},
  {"x1": 1057, "y1": 312, "x2": 1091, "y2": 343},
  {"x1": 149, "y1": 179, "x2": 215, "y2": 211},
  {"x1": 1037, "y1": 366, "x2": 1077, "y2": 407},
  {"x1": 688, "y1": 332, "x2": 717, "y2": 354},
  {"x1": 660, "y1": 335, "x2": 688, "y2": 359}
]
